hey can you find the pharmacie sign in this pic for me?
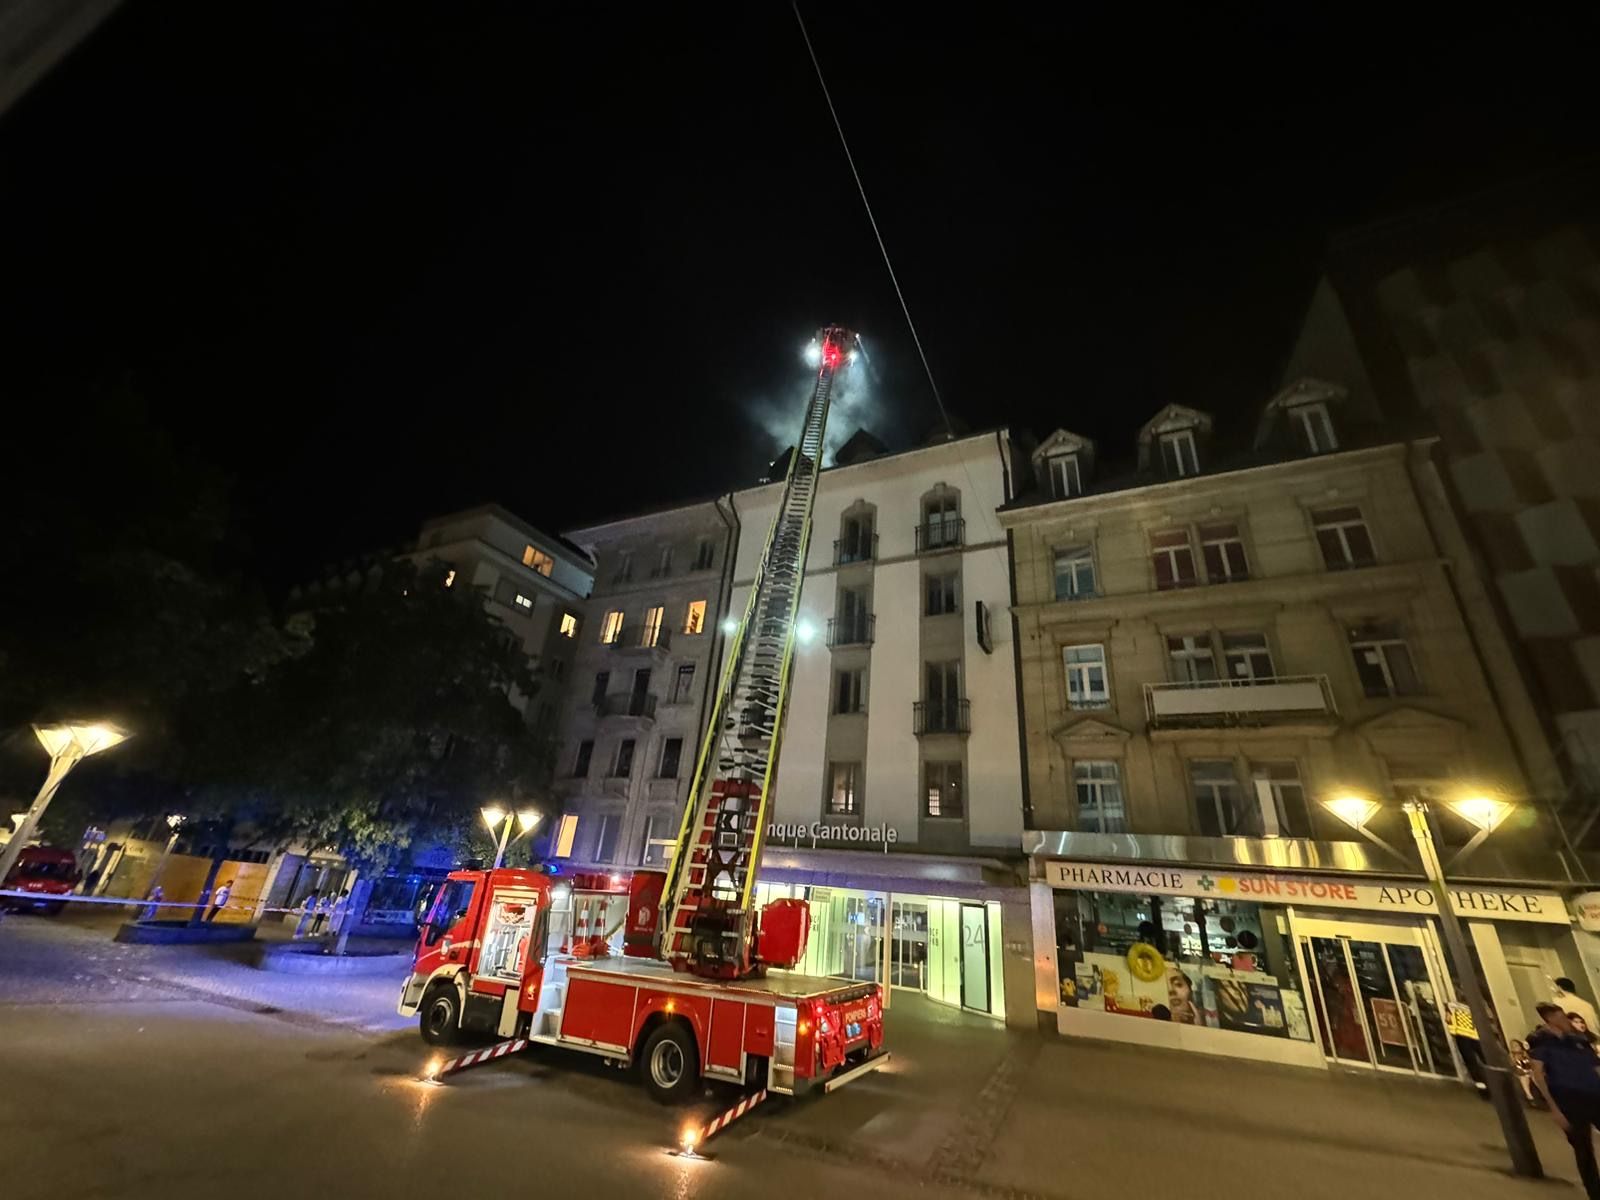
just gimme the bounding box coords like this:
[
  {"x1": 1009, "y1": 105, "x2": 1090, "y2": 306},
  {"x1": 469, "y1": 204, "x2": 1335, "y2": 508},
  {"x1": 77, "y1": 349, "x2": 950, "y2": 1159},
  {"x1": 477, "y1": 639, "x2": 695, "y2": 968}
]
[
  {"x1": 767, "y1": 821, "x2": 898, "y2": 849},
  {"x1": 1044, "y1": 861, "x2": 1570, "y2": 926}
]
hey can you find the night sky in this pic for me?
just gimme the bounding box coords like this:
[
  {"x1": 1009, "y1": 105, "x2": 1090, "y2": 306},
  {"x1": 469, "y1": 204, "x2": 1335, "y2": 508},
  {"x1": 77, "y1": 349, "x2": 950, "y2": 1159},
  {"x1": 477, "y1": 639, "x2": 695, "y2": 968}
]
[{"x1": 3, "y1": 3, "x2": 1596, "y2": 586}]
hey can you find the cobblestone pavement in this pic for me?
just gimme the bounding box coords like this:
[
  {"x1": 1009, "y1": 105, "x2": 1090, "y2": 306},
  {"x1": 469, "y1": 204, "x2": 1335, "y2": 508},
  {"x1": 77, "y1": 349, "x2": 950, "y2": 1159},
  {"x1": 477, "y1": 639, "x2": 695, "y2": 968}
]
[{"x1": 2, "y1": 909, "x2": 1591, "y2": 1199}]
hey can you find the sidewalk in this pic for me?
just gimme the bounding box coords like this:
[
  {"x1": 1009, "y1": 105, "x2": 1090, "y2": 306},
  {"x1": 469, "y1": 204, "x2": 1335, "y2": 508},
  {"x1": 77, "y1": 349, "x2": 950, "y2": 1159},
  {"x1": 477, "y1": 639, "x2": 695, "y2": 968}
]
[{"x1": 773, "y1": 994, "x2": 1584, "y2": 1199}]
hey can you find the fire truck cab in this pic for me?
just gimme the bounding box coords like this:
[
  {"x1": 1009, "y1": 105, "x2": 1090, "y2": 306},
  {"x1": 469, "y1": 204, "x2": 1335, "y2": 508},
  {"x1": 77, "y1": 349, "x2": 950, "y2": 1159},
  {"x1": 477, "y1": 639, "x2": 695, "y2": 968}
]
[{"x1": 398, "y1": 866, "x2": 884, "y2": 1103}]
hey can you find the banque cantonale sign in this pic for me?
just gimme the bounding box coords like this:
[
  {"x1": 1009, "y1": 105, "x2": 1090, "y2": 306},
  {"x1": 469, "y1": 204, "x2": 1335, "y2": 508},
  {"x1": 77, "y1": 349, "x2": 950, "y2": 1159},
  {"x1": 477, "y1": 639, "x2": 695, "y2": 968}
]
[
  {"x1": 1044, "y1": 860, "x2": 1571, "y2": 925},
  {"x1": 767, "y1": 821, "x2": 898, "y2": 849}
]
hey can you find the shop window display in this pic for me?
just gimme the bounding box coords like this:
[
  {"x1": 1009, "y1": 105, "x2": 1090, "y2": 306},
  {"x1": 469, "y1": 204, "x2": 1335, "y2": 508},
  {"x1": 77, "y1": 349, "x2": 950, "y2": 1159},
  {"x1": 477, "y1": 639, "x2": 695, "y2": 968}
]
[{"x1": 1053, "y1": 889, "x2": 1312, "y2": 1042}]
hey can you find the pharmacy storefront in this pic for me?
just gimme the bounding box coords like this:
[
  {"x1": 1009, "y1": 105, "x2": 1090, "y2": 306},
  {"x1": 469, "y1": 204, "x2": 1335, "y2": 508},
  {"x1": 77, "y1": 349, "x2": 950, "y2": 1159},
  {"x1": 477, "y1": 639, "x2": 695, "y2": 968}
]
[
  {"x1": 1037, "y1": 858, "x2": 1577, "y2": 1077},
  {"x1": 752, "y1": 829, "x2": 1028, "y2": 1025}
]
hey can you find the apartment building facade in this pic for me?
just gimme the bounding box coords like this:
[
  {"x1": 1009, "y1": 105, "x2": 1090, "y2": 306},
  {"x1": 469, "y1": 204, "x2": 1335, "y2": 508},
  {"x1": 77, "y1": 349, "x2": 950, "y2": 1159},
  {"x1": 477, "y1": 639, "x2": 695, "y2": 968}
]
[
  {"x1": 1004, "y1": 381, "x2": 1596, "y2": 1076},
  {"x1": 734, "y1": 430, "x2": 1032, "y2": 1027},
  {"x1": 548, "y1": 499, "x2": 739, "y2": 875}
]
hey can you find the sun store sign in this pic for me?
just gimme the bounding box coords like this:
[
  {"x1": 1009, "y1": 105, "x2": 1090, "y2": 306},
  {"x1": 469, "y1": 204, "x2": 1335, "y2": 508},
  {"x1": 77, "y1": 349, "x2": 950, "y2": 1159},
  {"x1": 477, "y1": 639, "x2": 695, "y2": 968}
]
[{"x1": 1044, "y1": 861, "x2": 1570, "y2": 926}]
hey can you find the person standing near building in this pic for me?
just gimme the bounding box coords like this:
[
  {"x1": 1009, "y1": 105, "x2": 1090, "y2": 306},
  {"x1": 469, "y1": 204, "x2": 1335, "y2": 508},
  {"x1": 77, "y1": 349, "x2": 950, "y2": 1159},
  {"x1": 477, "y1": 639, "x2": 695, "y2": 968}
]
[
  {"x1": 311, "y1": 892, "x2": 331, "y2": 935},
  {"x1": 1529, "y1": 1002, "x2": 1600, "y2": 1199},
  {"x1": 1557, "y1": 978, "x2": 1600, "y2": 1031},
  {"x1": 293, "y1": 891, "x2": 318, "y2": 938},
  {"x1": 328, "y1": 889, "x2": 350, "y2": 938},
  {"x1": 205, "y1": 880, "x2": 233, "y2": 922}
]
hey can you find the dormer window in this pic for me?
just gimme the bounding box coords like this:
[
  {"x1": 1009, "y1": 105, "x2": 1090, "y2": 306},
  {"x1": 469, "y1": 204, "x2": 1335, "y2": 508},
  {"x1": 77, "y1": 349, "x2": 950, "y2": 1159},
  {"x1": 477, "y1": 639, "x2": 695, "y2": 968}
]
[
  {"x1": 1046, "y1": 453, "x2": 1082, "y2": 499},
  {"x1": 1158, "y1": 429, "x2": 1200, "y2": 477},
  {"x1": 1290, "y1": 402, "x2": 1338, "y2": 454}
]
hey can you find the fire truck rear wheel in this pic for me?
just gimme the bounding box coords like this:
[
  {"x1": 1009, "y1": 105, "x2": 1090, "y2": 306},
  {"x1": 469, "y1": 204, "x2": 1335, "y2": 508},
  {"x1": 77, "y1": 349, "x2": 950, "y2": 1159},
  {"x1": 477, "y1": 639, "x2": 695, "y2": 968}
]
[
  {"x1": 419, "y1": 983, "x2": 463, "y2": 1046},
  {"x1": 640, "y1": 1022, "x2": 698, "y2": 1104}
]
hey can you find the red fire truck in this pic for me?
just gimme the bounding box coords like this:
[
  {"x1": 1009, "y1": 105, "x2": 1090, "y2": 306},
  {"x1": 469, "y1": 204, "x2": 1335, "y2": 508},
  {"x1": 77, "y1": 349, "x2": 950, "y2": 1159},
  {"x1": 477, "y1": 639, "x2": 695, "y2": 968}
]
[{"x1": 398, "y1": 327, "x2": 889, "y2": 1104}]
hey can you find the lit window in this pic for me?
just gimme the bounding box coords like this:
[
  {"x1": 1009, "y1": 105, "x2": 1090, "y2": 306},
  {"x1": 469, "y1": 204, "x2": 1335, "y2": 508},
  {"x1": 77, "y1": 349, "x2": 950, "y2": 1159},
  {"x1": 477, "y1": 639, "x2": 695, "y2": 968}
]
[
  {"x1": 1348, "y1": 623, "x2": 1420, "y2": 697},
  {"x1": 600, "y1": 610, "x2": 624, "y2": 644},
  {"x1": 552, "y1": 813, "x2": 579, "y2": 858},
  {"x1": 925, "y1": 762, "x2": 963, "y2": 818},
  {"x1": 1159, "y1": 430, "x2": 1200, "y2": 477},
  {"x1": 683, "y1": 600, "x2": 706, "y2": 635},
  {"x1": 642, "y1": 606, "x2": 664, "y2": 647},
  {"x1": 1313, "y1": 507, "x2": 1376, "y2": 570},
  {"x1": 443, "y1": 569, "x2": 457, "y2": 588},
  {"x1": 1047, "y1": 453, "x2": 1082, "y2": 499},
  {"x1": 513, "y1": 593, "x2": 534, "y2": 612},
  {"x1": 1052, "y1": 546, "x2": 1096, "y2": 600},
  {"x1": 828, "y1": 762, "x2": 860, "y2": 816},
  {"x1": 1074, "y1": 761, "x2": 1126, "y2": 833},
  {"x1": 1150, "y1": 529, "x2": 1197, "y2": 590},
  {"x1": 1063, "y1": 644, "x2": 1110, "y2": 709},
  {"x1": 559, "y1": 612, "x2": 578, "y2": 638},
  {"x1": 1198, "y1": 521, "x2": 1249, "y2": 582},
  {"x1": 522, "y1": 545, "x2": 554, "y2": 576},
  {"x1": 1291, "y1": 403, "x2": 1338, "y2": 454}
]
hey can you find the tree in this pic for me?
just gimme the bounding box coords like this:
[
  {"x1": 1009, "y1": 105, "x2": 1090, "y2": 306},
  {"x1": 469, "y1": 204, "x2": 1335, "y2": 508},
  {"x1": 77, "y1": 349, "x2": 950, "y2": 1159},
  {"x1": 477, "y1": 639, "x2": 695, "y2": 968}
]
[{"x1": 199, "y1": 559, "x2": 548, "y2": 948}]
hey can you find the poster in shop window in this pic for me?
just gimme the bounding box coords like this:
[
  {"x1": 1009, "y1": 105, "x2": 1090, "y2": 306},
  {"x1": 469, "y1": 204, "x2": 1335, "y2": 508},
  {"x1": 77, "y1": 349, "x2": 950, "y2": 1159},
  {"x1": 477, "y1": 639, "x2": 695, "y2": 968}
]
[{"x1": 1369, "y1": 997, "x2": 1408, "y2": 1048}]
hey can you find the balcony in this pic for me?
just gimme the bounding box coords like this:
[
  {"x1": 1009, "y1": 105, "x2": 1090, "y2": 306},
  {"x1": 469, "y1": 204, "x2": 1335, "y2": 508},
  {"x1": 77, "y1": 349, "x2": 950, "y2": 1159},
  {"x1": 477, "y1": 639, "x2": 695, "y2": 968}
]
[
  {"x1": 827, "y1": 614, "x2": 876, "y2": 648},
  {"x1": 834, "y1": 534, "x2": 878, "y2": 565},
  {"x1": 1143, "y1": 675, "x2": 1336, "y2": 728},
  {"x1": 914, "y1": 698, "x2": 971, "y2": 736},
  {"x1": 605, "y1": 625, "x2": 672, "y2": 656},
  {"x1": 595, "y1": 692, "x2": 657, "y2": 723},
  {"x1": 916, "y1": 519, "x2": 965, "y2": 554}
]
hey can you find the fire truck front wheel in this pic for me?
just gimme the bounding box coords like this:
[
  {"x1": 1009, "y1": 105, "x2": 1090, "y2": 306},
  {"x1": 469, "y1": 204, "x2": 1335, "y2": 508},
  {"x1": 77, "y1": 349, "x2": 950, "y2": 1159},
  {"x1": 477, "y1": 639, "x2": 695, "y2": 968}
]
[
  {"x1": 419, "y1": 982, "x2": 463, "y2": 1046},
  {"x1": 639, "y1": 1021, "x2": 699, "y2": 1104}
]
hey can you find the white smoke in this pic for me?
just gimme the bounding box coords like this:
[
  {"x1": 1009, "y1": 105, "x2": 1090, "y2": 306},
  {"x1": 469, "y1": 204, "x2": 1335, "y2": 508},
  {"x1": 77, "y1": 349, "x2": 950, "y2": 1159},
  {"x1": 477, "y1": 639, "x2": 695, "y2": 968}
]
[{"x1": 746, "y1": 360, "x2": 883, "y2": 469}]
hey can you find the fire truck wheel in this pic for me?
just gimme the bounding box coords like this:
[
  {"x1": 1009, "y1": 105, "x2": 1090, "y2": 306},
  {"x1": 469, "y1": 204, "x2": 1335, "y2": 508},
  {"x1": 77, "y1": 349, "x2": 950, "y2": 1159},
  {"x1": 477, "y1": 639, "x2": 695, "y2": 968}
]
[
  {"x1": 419, "y1": 983, "x2": 463, "y2": 1046},
  {"x1": 640, "y1": 1022, "x2": 698, "y2": 1104}
]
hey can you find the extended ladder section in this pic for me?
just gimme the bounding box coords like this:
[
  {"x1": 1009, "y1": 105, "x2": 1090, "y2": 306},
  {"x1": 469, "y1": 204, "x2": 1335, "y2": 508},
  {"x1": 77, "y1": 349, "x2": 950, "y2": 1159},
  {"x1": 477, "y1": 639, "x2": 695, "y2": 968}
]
[{"x1": 660, "y1": 325, "x2": 856, "y2": 979}]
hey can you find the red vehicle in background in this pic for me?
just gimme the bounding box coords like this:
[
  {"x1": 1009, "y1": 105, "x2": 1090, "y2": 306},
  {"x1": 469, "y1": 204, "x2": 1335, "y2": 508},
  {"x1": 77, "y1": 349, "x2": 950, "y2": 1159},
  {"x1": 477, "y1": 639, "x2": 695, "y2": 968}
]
[{"x1": 1, "y1": 845, "x2": 80, "y2": 914}]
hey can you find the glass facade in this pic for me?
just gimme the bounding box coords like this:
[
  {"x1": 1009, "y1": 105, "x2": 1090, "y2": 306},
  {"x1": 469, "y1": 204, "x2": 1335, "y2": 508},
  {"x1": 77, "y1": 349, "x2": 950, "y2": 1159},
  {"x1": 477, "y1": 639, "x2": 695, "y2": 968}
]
[
  {"x1": 755, "y1": 881, "x2": 1006, "y2": 1018},
  {"x1": 1053, "y1": 888, "x2": 1313, "y2": 1042}
]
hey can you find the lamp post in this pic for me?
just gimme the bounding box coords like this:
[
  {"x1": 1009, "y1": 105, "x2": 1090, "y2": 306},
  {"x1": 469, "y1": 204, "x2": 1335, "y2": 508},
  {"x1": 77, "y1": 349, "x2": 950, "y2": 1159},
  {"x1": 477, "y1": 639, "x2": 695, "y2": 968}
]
[
  {"x1": 1403, "y1": 797, "x2": 1541, "y2": 1179},
  {"x1": 146, "y1": 814, "x2": 186, "y2": 896},
  {"x1": 0, "y1": 722, "x2": 128, "y2": 890},
  {"x1": 483, "y1": 806, "x2": 541, "y2": 870}
]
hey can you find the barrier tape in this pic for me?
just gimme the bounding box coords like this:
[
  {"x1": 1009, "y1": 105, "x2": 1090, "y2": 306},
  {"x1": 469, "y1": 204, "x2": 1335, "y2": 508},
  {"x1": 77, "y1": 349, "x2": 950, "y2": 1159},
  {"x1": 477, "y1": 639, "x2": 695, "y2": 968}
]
[
  {"x1": 426, "y1": 1037, "x2": 529, "y2": 1081},
  {"x1": 0, "y1": 889, "x2": 350, "y2": 918}
]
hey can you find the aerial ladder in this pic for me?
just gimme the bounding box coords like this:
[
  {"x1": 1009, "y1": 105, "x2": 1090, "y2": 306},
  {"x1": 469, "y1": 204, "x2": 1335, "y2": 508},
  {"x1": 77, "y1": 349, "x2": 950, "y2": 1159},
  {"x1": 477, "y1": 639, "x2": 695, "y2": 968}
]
[{"x1": 658, "y1": 325, "x2": 859, "y2": 979}]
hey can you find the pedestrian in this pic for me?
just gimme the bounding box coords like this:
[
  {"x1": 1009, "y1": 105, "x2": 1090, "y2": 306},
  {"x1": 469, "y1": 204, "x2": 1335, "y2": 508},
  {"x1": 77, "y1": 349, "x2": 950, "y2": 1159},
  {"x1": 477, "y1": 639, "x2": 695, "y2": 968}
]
[
  {"x1": 1574, "y1": 1014, "x2": 1600, "y2": 1056},
  {"x1": 140, "y1": 884, "x2": 164, "y2": 922},
  {"x1": 1556, "y1": 978, "x2": 1600, "y2": 1030},
  {"x1": 1510, "y1": 1039, "x2": 1542, "y2": 1106},
  {"x1": 1445, "y1": 996, "x2": 1490, "y2": 1099},
  {"x1": 293, "y1": 891, "x2": 318, "y2": 938},
  {"x1": 1528, "y1": 1002, "x2": 1600, "y2": 1199},
  {"x1": 205, "y1": 880, "x2": 233, "y2": 922},
  {"x1": 329, "y1": 888, "x2": 351, "y2": 937},
  {"x1": 311, "y1": 892, "x2": 331, "y2": 935}
]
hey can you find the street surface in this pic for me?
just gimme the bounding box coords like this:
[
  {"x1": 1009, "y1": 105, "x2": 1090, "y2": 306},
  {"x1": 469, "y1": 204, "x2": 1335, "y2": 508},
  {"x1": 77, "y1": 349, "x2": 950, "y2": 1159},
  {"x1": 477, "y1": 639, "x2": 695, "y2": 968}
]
[{"x1": 1, "y1": 909, "x2": 1589, "y2": 1199}]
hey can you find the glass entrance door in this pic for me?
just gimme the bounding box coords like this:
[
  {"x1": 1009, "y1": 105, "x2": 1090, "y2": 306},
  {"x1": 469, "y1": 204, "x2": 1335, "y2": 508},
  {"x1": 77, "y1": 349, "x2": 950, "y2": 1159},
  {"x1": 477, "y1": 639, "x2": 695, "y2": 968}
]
[
  {"x1": 960, "y1": 903, "x2": 990, "y2": 1013},
  {"x1": 891, "y1": 900, "x2": 929, "y2": 990},
  {"x1": 1295, "y1": 915, "x2": 1459, "y2": 1079}
]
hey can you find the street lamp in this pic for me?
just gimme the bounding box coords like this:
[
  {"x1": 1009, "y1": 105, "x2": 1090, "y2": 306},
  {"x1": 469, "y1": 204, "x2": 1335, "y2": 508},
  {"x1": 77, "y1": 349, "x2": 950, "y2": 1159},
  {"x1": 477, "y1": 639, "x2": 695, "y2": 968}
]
[
  {"x1": 0, "y1": 722, "x2": 128, "y2": 889},
  {"x1": 483, "y1": 806, "x2": 542, "y2": 870},
  {"x1": 1320, "y1": 790, "x2": 1541, "y2": 1177},
  {"x1": 145, "y1": 815, "x2": 186, "y2": 897}
]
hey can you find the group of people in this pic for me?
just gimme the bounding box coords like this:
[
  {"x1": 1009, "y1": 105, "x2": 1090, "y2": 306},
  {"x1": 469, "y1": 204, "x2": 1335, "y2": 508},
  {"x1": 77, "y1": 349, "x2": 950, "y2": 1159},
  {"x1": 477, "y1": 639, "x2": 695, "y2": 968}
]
[
  {"x1": 138, "y1": 879, "x2": 233, "y2": 922},
  {"x1": 291, "y1": 889, "x2": 351, "y2": 939},
  {"x1": 1519, "y1": 977, "x2": 1600, "y2": 1198}
]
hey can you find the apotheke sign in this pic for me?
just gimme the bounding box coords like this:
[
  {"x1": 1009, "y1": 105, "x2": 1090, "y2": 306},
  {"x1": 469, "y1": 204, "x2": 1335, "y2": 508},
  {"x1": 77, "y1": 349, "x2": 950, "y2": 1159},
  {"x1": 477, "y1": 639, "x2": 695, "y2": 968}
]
[{"x1": 1044, "y1": 861, "x2": 1571, "y2": 926}]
